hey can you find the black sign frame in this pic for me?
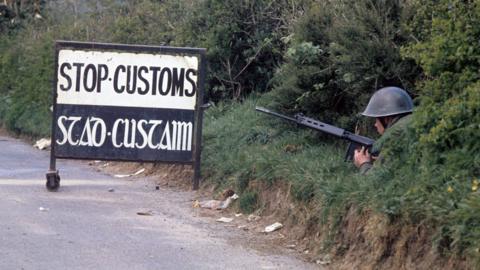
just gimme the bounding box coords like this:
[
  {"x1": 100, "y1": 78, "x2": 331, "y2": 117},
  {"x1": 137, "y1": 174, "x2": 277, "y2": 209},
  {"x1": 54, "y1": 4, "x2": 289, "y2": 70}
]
[{"x1": 47, "y1": 41, "x2": 206, "y2": 191}]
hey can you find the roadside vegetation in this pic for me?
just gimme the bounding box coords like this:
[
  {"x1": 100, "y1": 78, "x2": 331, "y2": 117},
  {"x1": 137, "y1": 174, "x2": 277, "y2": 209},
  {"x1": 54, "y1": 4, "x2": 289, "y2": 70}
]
[{"x1": 1, "y1": 0, "x2": 478, "y2": 268}]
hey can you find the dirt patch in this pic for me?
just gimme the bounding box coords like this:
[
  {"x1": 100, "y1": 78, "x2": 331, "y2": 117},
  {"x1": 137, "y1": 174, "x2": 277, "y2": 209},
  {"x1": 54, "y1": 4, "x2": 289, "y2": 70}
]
[
  {"x1": 91, "y1": 161, "x2": 472, "y2": 269},
  {"x1": 188, "y1": 179, "x2": 335, "y2": 266},
  {"x1": 327, "y1": 207, "x2": 471, "y2": 270},
  {"x1": 0, "y1": 127, "x2": 10, "y2": 137},
  {"x1": 194, "y1": 187, "x2": 324, "y2": 265},
  {"x1": 90, "y1": 161, "x2": 194, "y2": 189}
]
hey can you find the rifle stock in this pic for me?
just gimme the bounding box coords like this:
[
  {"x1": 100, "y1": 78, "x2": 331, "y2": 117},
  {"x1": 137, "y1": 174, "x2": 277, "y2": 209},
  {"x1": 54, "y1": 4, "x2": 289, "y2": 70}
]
[{"x1": 255, "y1": 106, "x2": 375, "y2": 161}]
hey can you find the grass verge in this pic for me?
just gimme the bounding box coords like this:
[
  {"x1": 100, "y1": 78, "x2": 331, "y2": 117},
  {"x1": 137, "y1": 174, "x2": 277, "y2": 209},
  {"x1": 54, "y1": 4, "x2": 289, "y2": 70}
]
[{"x1": 201, "y1": 96, "x2": 478, "y2": 269}]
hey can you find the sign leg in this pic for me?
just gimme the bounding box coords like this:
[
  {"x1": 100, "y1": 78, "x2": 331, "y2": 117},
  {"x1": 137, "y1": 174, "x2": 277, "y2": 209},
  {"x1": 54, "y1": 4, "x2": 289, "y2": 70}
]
[
  {"x1": 46, "y1": 170, "x2": 60, "y2": 191},
  {"x1": 46, "y1": 137, "x2": 60, "y2": 191}
]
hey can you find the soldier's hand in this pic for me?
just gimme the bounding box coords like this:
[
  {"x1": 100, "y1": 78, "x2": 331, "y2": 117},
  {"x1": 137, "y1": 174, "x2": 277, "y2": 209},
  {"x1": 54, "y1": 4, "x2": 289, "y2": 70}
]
[{"x1": 354, "y1": 146, "x2": 372, "y2": 168}]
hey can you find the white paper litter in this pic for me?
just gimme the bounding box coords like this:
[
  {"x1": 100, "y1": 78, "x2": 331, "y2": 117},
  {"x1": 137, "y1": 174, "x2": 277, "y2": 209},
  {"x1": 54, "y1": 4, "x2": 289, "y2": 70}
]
[
  {"x1": 264, "y1": 222, "x2": 283, "y2": 233},
  {"x1": 199, "y1": 193, "x2": 239, "y2": 210},
  {"x1": 133, "y1": 168, "x2": 145, "y2": 175},
  {"x1": 216, "y1": 217, "x2": 234, "y2": 223},
  {"x1": 114, "y1": 168, "x2": 145, "y2": 178},
  {"x1": 33, "y1": 138, "x2": 51, "y2": 150}
]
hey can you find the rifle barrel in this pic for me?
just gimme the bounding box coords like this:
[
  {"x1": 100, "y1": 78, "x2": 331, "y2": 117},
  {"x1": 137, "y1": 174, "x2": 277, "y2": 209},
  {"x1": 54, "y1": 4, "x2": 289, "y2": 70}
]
[
  {"x1": 255, "y1": 106, "x2": 297, "y2": 122},
  {"x1": 255, "y1": 106, "x2": 375, "y2": 148}
]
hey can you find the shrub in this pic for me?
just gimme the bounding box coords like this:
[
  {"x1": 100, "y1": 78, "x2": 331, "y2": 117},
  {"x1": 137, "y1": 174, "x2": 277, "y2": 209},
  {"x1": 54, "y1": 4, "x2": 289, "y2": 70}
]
[
  {"x1": 0, "y1": 21, "x2": 53, "y2": 136},
  {"x1": 175, "y1": 0, "x2": 305, "y2": 101},
  {"x1": 239, "y1": 191, "x2": 258, "y2": 214},
  {"x1": 394, "y1": 0, "x2": 480, "y2": 258},
  {"x1": 268, "y1": 0, "x2": 420, "y2": 128}
]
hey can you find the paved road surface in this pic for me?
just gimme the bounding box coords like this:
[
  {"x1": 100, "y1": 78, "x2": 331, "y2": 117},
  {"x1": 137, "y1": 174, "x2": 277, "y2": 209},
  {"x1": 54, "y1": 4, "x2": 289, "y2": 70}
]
[{"x1": 0, "y1": 136, "x2": 317, "y2": 270}]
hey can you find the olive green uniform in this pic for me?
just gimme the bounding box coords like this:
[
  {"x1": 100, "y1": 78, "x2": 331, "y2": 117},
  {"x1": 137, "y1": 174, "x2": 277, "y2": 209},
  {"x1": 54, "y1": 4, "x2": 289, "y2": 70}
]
[{"x1": 359, "y1": 114, "x2": 412, "y2": 174}]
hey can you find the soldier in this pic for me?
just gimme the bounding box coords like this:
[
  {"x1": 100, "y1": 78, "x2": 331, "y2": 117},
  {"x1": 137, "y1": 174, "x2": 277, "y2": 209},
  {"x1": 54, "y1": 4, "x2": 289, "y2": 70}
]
[{"x1": 353, "y1": 87, "x2": 414, "y2": 174}]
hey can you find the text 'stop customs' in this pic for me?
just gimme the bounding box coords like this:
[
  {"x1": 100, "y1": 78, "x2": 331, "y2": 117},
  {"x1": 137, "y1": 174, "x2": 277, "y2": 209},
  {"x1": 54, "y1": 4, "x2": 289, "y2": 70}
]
[
  {"x1": 52, "y1": 42, "x2": 205, "y2": 163},
  {"x1": 57, "y1": 49, "x2": 198, "y2": 110}
]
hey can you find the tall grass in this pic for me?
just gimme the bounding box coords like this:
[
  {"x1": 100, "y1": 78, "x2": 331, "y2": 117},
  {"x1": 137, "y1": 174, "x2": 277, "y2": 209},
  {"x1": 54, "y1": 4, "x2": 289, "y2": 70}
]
[
  {"x1": 202, "y1": 96, "x2": 364, "y2": 217},
  {"x1": 202, "y1": 96, "x2": 480, "y2": 267}
]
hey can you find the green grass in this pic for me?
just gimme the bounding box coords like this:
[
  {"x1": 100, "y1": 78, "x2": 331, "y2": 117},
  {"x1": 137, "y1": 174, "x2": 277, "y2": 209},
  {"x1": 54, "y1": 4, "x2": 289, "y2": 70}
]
[
  {"x1": 201, "y1": 96, "x2": 480, "y2": 267},
  {"x1": 202, "y1": 96, "x2": 363, "y2": 218},
  {"x1": 238, "y1": 191, "x2": 259, "y2": 214}
]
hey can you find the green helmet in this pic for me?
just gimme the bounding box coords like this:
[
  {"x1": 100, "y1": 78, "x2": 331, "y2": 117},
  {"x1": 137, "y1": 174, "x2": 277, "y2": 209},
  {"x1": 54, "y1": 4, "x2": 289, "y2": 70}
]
[{"x1": 361, "y1": 87, "x2": 413, "y2": 117}]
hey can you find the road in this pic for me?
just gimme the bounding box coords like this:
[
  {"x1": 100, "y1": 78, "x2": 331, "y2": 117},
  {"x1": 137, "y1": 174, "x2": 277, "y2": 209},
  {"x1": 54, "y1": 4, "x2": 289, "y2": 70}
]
[{"x1": 0, "y1": 135, "x2": 317, "y2": 270}]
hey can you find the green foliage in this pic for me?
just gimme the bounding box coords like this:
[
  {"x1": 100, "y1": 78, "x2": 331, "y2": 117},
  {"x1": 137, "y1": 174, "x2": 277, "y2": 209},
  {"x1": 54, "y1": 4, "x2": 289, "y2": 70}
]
[
  {"x1": 0, "y1": 21, "x2": 54, "y2": 136},
  {"x1": 286, "y1": 42, "x2": 323, "y2": 66},
  {"x1": 238, "y1": 191, "x2": 258, "y2": 214},
  {"x1": 175, "y1": 0, "x2": 303, "y2": 101},
  {"x1": 449, "y1": 193, "x2": 480, "y2": 263},
  {"x1": 104, "y1": 1, "x2": 185, "y2": 45},
  {"x1": 266, "y1": 2, "x2": 336, "y2": 118},
  {"x1": 202, "y1": 96, "x2": 361, "y2": 220},
  {"x1": 268, "y1": 0, "x2": 420, "y2": 127},
  {"x1": 393, "y1": 0, "x2": 480, "y2": 259},
  {"x1": 202, "y1": 2, "x2": 480, "y2": 264}
]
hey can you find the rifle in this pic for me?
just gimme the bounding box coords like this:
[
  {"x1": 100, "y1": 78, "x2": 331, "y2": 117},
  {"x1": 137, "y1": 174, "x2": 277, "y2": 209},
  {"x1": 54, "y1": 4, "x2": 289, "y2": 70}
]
[{"x1": 255, "y1": 106, "x2": 376, "y2": 161}]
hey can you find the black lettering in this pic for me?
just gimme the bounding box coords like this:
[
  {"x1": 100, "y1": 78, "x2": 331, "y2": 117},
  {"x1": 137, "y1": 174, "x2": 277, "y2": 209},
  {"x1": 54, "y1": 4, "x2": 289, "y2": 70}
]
[
  {"x1": 72, "y1": 62, "x2": 84, "y2": 92},
  {"x1": 149, "y1": 67, "x2": 161, "y2": 95},
  {"x1": 114, "y1": 65, "x2": 126, "y2": 93},
  {"x1": 137, "y1": 66, "x2": 149, "y2": 95},
  {"x1": 59, "y1": 63, "x2": 72, "y2": 91},
  {"x1": 126, "y1": 65, "x2": 137, "y2": 94},
  {"x1": 159, "y1": 68, "x2": 172, "y2": 95},
  {"x1": 185, "y1": 69, "x2": 197, "y2": 97},
  {"x1": 97, "y1": 64, "x2": 108, "y2": 93},
  {"x1": 172, "y1": 68, "x2": 185, "y2": 96},
  {"x1": 83, "y1": 64, "x2": 97, "y2": 92}
]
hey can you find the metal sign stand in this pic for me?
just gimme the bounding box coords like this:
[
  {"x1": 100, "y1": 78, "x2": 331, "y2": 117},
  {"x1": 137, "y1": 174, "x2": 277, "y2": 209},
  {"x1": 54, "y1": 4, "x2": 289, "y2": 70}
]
[
  {"x1": 192, "y1": 53, "x2": 207, "y2": 190},
  {"x1": 46, "y1": 43, "x2": 61, "y2": 191}
]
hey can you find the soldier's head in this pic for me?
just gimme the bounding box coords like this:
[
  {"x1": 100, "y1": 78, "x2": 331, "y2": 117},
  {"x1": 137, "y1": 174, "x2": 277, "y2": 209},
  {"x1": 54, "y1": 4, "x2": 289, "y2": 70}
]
[{"x1": 361, "y1": 87, "x2": 413, "y2": 135}]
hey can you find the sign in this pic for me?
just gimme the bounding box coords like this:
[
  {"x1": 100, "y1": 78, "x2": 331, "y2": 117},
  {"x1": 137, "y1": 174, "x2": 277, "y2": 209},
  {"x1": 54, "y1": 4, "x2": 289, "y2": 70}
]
[{"x1": 47, "y1": 41, "x2": 206, "y2": 190}]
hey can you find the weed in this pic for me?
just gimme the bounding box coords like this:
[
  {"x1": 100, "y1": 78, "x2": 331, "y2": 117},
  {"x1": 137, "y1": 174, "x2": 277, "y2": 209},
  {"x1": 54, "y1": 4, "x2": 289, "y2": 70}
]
[{"x1": 239, "y1": 191, "x2": 258, "y2": 214}]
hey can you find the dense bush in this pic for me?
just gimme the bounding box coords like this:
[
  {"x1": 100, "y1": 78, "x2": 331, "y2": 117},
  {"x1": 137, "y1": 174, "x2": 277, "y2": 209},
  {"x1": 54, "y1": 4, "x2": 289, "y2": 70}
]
[
  {"x1": 354, "y1": 0, "x2": 480, "y2": 262},
  {"x1": 176, "y1": 0, "x2": 305, "y2": 101},
  {"x1": 399, "y1": 0, "x2": 480, "y2": 258},
  {"x1": 0, "y1": 21, "x2": 53, "y2": 135},
  {"x1": 267, "y1": 0, "x2": 420, "y2": 127}
]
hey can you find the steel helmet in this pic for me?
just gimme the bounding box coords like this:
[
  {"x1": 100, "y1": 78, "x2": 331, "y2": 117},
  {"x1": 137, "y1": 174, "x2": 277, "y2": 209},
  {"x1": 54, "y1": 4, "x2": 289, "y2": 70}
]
[{"x1": 361, "y1": 87, "x2": 413, "y2": 117}]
